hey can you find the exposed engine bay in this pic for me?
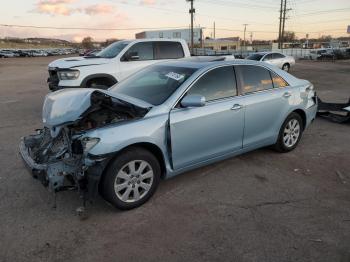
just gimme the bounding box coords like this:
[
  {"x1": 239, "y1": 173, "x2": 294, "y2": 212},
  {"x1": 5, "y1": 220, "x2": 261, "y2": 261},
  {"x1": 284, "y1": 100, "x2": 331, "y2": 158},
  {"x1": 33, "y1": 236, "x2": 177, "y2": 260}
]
[{"x1": 20, "y1": 90, "x2": 150, "y2": 197}]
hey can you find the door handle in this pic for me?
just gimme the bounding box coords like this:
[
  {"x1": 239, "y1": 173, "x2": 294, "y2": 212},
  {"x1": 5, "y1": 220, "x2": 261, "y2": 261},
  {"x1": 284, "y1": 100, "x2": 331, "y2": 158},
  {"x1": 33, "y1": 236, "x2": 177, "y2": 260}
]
[
  {"x1": 231, "y1": 104, "x2": 243, "y2": 111},
  {"x1": 283, "y1": 92, "x2": 292, "y2": 98}
]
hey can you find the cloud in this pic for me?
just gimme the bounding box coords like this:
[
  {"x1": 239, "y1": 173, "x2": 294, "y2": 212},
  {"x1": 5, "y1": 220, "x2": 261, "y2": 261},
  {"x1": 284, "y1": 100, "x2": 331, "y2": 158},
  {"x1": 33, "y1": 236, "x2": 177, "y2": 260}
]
[
  {"x1": 84, "y1": 4, "x2": 114, "y2": 15},
  {"x1": 33, "y1": 1, "x2": 115, "y2": 16},
  {"x1": 34, "y1": 0, "x2": 77, "y2": 16}
]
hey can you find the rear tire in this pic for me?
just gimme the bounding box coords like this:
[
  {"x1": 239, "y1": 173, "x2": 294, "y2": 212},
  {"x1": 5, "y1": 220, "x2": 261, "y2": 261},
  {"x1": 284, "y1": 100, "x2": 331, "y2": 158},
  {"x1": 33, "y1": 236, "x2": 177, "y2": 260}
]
[
  {"x1": 101, "y1": 147, "x2": 161, "y2": 210},
  {"x1": 282, "y1": 63, "x2": 290, "y2": 72},
  {"x1": 274, "y1": 112, "x2": 303, "y2": 153}
]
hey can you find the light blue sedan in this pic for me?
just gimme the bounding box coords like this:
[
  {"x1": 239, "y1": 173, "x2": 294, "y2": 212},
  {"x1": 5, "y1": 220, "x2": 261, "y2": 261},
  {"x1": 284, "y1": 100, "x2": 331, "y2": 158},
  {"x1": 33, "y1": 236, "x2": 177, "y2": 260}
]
[{"x1": 20, "y1": 59, "x2": 317, "y2": 210}]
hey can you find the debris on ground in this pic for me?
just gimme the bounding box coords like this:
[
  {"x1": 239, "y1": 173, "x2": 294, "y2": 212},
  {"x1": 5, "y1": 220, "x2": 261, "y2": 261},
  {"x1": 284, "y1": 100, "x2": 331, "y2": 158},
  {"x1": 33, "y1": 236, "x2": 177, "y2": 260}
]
[
  {"x1": 336, "y1": 170, "x2": 347, "y2": 184},
  {"x1": 317, "y1": 97, "x2": 350, "y2": 123}
]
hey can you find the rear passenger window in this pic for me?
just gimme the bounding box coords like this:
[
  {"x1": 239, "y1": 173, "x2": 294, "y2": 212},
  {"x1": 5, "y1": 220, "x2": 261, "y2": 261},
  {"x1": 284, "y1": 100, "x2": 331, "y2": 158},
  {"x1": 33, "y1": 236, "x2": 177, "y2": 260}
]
[
  {"x1": 237, "y1": 65, "x2": 273, "y2": 94},
  {"x1": 155, "y1": 42, "x2": 184, "y2": 59},
  {"x1": 186, "y1": 66, "x2": 237, "y2": 101},
  {"x1": 273, "y1": 53, "x2": 285, "y2": 59},
  {"x1": 271, "y1": 72, "x2": 289, "y2": 88}
]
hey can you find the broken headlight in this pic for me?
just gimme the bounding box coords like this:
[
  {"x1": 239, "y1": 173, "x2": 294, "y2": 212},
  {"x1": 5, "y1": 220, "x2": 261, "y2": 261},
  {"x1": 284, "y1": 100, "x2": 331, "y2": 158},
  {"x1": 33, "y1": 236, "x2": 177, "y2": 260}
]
[
  {"x1": 58, "y1": 70, "x2": 80, "y2": 80},
  {"x1": 81, "y1": 137, "x2": 100, "y2": 153}
]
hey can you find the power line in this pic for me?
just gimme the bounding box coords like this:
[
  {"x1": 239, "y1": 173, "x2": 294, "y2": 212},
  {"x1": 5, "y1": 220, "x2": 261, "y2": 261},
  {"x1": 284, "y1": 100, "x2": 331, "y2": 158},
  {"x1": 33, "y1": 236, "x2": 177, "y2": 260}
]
[
  {"x1": 0, "y1": 24, "x2": 190, "y2": 31},
  {"x1": 296, "y1": 7, "x2": 350, "y2": 17}
]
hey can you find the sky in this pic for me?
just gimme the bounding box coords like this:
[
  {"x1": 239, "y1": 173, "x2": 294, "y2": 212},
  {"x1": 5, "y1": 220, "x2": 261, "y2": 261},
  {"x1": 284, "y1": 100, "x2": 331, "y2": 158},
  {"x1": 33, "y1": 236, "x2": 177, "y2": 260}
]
[{"x1": 0, "y1": 0, "x2": 349, "y2": 42}]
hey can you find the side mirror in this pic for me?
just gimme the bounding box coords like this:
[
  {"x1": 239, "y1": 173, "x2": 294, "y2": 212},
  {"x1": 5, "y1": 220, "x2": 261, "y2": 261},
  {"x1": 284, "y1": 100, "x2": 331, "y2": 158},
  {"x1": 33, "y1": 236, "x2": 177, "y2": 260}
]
[{"x1": 181, "y1": 95, "x2": 206, "y2": 108}]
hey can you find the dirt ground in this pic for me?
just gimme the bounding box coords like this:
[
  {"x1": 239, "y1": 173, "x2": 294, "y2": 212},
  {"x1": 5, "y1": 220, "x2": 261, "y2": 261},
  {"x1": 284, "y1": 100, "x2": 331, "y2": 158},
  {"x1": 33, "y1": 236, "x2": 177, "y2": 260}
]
[{"x1": 0, "y1": 57, "x2": 349, "y2": 262}]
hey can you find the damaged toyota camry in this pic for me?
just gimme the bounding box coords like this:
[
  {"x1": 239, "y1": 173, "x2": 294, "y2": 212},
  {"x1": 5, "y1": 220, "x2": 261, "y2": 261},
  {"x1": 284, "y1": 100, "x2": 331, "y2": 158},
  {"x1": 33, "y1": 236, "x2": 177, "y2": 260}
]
[{"x1": 20, "y1": 59, "x2": 317, "y2": 210}]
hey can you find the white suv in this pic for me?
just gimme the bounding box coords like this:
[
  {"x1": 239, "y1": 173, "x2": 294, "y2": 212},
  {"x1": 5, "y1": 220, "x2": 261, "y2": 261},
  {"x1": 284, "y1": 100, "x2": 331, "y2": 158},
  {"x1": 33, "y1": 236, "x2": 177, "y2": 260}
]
[{"x1": 47, "y1": 39, "x2": 191, "y2": 91}]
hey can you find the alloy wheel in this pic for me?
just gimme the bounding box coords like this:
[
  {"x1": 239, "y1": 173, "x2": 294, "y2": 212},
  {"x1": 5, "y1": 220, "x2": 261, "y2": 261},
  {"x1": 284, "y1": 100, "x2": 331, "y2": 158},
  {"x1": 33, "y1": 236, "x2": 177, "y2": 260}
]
[
  {"x1": 114, "y1": 160, "x2": 154, "y2": 203},
  {"x1": 283, "y1": 119, "x2": 300, "y2": 148}
]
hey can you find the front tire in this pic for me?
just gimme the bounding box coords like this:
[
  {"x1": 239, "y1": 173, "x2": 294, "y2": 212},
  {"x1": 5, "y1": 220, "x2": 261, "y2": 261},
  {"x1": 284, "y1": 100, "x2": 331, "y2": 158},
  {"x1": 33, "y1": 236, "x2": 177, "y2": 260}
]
[
  {"x1": 101, "y1": 147, "x2": 161, "y2": 210},
  {"x1": 274, "y1": 112, "x2": 303, "y2": 153}
]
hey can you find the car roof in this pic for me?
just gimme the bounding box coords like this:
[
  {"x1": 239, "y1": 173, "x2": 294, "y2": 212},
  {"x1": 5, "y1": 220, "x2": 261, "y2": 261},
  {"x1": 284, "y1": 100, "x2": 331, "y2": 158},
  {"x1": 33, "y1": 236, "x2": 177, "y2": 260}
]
[
  {"x1": 252, "y1": 51, "x2": 283, "y2": 55},
  {"x1": 158, "y1": 58, "x2": 265, "y2": 70}
]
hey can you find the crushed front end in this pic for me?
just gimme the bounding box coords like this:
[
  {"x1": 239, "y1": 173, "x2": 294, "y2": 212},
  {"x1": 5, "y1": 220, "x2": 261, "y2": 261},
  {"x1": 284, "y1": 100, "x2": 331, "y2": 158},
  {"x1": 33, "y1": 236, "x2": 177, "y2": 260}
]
[
  {"x1": 19, "y1": 126, "x2": 109, "y2": 198},
  {"x1": 19, "y1": 88, "x2": 150, "y2": 202}
]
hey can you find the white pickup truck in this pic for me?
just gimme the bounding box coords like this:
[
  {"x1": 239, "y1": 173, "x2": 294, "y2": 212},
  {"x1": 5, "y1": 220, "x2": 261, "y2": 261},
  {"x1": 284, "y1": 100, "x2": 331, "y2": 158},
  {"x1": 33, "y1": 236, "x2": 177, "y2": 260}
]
[{"x1": 47, "y1": 39, "x2": 191, "y2": 91}]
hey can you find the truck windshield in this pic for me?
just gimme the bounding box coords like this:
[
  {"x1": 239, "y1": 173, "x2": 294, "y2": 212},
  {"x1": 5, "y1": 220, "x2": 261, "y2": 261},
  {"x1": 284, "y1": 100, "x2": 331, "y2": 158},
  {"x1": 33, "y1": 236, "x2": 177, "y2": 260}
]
[
  {"x1": 97, "y1": 41, "x2": 130, "y2": 58},
  {"x1": 109, "y1": 65, "x2": 197, "y2": 105}
]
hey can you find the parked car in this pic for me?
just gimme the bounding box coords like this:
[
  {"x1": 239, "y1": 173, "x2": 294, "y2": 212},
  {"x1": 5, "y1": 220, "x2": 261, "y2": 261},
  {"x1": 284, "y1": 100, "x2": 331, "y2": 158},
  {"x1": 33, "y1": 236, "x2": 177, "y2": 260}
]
[
  {"x1": 20, "y1": 59, "x2": 317, "y2": 210},
  {"x1": 246, "y1": 52, "x2": 295, "y2": 71},
  {"x1": 47, "y1": 39, "x2": 191, "y2": 91},
  {"x1": 0, "y1": 50, "x2": 15, "y2": 58},
  {"x1": 309, "y1": 49, "x2": 335, "y2": 60}
]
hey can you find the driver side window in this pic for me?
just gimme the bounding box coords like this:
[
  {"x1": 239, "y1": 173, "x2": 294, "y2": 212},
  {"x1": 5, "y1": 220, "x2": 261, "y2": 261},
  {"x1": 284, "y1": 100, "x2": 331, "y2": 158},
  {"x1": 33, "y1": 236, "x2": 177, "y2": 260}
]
[
  {"x1": 186, "y1": 66, "x2": 237, "y2": 102},
  {"x1": 122, "y1": 42, "x2": 154, "y2": 61}
]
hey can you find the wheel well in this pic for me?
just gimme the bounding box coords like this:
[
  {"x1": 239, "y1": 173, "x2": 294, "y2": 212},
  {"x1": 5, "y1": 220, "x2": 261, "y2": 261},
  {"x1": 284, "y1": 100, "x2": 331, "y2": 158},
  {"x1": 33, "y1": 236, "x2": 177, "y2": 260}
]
[
  {"x1": 86, "y1": 77, "x2": 116, "y2": 88},
  {"x1": 103, "y1": 143, "x2": 167, "y2": 179},
  {"x1": 292, "y1": 109, "x2": 306, "y2": 129}
]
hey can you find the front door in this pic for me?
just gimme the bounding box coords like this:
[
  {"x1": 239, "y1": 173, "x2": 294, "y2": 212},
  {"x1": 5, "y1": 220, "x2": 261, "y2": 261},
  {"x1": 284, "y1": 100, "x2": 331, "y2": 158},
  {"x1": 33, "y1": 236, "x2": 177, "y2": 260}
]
[
  {"x1": 169, "y1": 66, "x2": 245, "y2": 170},
  {"x1": 120, "y1": 42, "x2": 157, "y2": 80}
]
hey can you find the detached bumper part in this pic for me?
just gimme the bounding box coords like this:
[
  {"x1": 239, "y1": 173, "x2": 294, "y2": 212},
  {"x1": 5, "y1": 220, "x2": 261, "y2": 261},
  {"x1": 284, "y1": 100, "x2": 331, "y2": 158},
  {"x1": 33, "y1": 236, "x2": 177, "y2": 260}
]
[{"x1": 317, "y1": 97, "x2": 350, "y2": 123}]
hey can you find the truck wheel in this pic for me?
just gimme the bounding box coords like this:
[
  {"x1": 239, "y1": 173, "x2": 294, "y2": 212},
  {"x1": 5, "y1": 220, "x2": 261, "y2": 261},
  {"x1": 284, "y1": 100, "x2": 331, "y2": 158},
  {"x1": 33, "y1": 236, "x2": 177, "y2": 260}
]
[
  {"x1": 274, "y1": 112, "x2": 303, "y2": 153},
  {"x1": 101, "y1": 147, "x2": 161, "y2": 210}
]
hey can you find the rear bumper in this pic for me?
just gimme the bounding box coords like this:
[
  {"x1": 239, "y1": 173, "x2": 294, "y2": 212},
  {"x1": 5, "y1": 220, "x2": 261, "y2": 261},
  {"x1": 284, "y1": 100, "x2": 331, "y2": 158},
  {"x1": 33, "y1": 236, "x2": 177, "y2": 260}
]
[{"x1": 305, "y1": 96, "x2": 318, "y2": 128}]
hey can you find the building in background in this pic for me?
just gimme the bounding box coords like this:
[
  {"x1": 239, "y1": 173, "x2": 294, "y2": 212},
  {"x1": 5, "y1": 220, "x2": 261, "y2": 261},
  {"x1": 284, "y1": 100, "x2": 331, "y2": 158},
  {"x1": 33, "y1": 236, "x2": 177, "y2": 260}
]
[
  {"x1": 203, "y1": 37, "x2": 240, "y2": 51},
  {"x1": 136, "y1": 28, "x2": 203, "y2": 46}
]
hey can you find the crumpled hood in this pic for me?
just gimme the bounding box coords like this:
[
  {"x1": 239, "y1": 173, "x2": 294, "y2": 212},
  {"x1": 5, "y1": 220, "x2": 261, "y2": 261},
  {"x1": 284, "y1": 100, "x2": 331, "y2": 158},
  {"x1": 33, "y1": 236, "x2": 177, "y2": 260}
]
[
  {"x1": 48, "y1": 56, "x2": 110, "y2": 69},
  {"x1": 42, "y1": 88, "x2": 152, "y2": 128}
]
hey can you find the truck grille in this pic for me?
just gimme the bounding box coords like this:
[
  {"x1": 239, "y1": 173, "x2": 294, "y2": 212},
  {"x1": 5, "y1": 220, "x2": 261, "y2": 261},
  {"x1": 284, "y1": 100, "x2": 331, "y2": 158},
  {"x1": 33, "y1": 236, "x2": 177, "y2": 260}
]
[{"x1": 48, "y1": 68, "x2": 59, "y2": 91}]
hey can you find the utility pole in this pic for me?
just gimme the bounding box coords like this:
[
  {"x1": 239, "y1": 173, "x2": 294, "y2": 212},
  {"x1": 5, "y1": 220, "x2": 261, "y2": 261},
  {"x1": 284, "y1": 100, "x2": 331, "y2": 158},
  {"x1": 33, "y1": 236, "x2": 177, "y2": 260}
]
[
  {"x1": 281, "y1": 0, "x2": 288, "y2": 50},
  {"x1": 278, "y1": 0, "x2": 284, "y2": 49},
  {"x1": 243, "y1": 24, "x2": 248, "y2": 54},
  {"x1": 213, "y1": 21, "x2": 216, "y2": 39},
  {"x1": 187, "y1": 0, "x2": 195, "y2": 52}
]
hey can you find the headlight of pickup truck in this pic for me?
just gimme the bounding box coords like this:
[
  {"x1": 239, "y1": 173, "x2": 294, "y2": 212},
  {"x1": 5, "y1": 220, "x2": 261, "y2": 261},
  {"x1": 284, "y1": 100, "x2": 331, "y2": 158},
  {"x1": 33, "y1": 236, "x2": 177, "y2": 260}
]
[
  {"x1": 58, "y1": 70, "x2": 80, "y2": 80},
  {"x1": 81, "y1": 137, "x2": 100, "y2": 153}
]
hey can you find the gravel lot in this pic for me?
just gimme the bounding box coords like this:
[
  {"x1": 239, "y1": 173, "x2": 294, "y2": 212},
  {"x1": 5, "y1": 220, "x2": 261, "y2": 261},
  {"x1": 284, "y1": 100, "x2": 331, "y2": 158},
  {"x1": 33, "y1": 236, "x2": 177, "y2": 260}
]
[{"x1": 0, "y1": 57, "x2": 349, "y2": 262}]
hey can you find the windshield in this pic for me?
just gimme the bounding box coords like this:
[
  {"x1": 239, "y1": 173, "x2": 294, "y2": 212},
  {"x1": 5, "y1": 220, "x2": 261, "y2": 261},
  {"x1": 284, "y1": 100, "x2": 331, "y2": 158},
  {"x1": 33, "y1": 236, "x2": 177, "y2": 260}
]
[
  {"x1": 109, "y1": 65, "x2": 197, "y2": 105},
  {"x1": 246, "y1": 53, "x2": 264, "y2": 61},
  {"x1": 97, "y1": 41, "x2": 130, "y2": 58}
]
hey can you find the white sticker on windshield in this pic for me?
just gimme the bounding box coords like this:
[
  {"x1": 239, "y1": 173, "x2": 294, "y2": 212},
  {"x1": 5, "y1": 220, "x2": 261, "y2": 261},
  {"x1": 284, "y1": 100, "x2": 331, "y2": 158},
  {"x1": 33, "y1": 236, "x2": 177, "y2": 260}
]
[{"x1": 166, "y1": 72, "x2": 185, "y2": 81}]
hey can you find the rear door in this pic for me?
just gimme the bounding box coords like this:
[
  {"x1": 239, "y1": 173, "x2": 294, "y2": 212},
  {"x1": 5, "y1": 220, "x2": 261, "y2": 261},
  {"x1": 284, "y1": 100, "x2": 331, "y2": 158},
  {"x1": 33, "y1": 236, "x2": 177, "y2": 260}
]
[
  {"x1": 169, "y1": 66, "x2": 245, "y2": 170},
  {"x1": 272, "y1": 53, "x2": 286, "y2": 68},
  {"x1": 263, "y1": 53, "x2": 280, "y2": 67},
  {"x1": 235, "y1": 65, "x2": 294, "y2": 147}
]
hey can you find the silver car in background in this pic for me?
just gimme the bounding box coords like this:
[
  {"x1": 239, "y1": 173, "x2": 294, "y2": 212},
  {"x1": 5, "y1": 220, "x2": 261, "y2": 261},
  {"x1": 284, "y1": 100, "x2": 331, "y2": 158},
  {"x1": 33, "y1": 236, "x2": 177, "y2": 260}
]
[
  {"x1": 246, "y1": 52, "x2": 296, "y2": 72},
  {"x1": 20, "y1": 59, "x2": 317, "y2": 210}
]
